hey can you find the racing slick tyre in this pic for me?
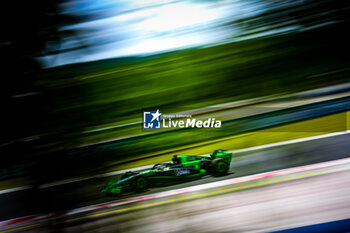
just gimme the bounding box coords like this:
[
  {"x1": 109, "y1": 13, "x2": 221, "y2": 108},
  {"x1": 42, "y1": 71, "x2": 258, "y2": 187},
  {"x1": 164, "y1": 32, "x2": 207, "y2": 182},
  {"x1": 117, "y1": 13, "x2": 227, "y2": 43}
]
[
  {"x1": 134, "y1": 176, "x2": 148, "y2": 192},
  {"x1": 211, "y1": 158, "x2": 229, "y2": 176}
]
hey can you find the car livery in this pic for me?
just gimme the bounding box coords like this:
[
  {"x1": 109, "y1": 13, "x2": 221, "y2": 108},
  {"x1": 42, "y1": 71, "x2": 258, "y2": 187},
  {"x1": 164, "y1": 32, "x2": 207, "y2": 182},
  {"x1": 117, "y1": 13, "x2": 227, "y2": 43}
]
[{"x1": 102, "y1": 149, "x2": 232, "y2": 195}]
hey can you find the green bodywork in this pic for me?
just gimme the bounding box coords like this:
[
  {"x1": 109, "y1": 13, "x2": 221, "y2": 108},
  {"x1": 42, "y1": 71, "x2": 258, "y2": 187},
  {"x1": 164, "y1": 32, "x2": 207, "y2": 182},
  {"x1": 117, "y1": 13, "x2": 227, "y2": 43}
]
[
  {"x1": 210, "y1": 149, "x2": 232, "y2": 163},
  {"x1": 102, "y1": 149, "x2": 232, "y2": 194},
  {"x1": 178, "y1": 149, "x2": 232, "y2": 168}
]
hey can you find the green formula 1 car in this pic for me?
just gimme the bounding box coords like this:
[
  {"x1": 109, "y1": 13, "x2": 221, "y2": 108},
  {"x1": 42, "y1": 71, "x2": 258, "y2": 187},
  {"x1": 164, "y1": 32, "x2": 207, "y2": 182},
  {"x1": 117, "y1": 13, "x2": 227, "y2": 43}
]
[{"x1": 102, "y1": 149, "x2": 232, "y2": 195}]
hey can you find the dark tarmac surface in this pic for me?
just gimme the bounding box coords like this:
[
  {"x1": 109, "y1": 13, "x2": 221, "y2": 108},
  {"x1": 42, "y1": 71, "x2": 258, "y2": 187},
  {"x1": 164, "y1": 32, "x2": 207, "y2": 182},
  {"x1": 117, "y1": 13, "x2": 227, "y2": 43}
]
[
  {"x1": 0, "y1": 133, "x2": 349, "y2": 222},
  {"x1": 17, "y1": 166, "x2": 350, "y2": 233}
]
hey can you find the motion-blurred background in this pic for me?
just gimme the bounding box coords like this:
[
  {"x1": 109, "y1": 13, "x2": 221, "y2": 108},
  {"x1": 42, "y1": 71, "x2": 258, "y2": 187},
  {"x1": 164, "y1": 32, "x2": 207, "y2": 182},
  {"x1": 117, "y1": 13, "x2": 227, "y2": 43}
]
[{"x1": 0, "y1": 0, "x2": 350, "y2": 231}]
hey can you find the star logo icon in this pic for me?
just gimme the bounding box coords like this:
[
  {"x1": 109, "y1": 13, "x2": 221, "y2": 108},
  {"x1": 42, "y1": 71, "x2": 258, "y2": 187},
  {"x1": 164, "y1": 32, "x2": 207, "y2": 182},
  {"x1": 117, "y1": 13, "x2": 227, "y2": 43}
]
[
  {"x1": 143, "y1": 110, "x2": 162, "y2": 129},
  {"x1": 150, "y1": 109, "x2": 161, "y2": 122}
]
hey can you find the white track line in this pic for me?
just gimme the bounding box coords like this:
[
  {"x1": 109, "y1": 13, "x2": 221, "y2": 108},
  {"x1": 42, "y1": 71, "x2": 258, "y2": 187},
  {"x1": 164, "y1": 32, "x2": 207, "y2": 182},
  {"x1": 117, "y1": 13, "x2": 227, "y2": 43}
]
[
  {"x1": 1, "y1": 130, "x2": 350, "y2": 193},
  {"x1": 0, "y1": 186, "x2": 32, "y2": 195},
  {"x1": 229, "y1": 130, "x2": 350, "y2": 154},
  {"x1": 63, "y1": 157, "x2": 350, "y2": 217},
  {"x1": 2, "y1": 156, "x2": 350, "y2": 228}
]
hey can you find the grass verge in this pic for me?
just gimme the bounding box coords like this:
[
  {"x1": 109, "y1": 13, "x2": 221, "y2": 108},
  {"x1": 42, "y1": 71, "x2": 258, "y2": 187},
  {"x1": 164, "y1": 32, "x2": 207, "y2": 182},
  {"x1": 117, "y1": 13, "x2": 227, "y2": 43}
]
[{"x1": 106, "y1": 111, "x2": 348, "y2": 171}]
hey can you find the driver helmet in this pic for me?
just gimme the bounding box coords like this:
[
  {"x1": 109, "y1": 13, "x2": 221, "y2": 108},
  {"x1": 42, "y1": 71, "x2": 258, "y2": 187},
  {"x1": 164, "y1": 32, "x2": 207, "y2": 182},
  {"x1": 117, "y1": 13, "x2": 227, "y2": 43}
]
[{"x1": 172, "y1": 154, "x2": 179, "y2": 164}]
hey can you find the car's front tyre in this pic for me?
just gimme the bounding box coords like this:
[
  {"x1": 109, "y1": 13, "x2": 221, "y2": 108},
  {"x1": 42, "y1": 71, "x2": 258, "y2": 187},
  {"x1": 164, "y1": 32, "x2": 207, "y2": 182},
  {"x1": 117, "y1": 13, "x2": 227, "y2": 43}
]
[
  {"x1": 211, "y1": 158, "x2": 229, "y2": 176},
  {"x1": 134, "y1": 176, "x2": 148, "y2": 192}
]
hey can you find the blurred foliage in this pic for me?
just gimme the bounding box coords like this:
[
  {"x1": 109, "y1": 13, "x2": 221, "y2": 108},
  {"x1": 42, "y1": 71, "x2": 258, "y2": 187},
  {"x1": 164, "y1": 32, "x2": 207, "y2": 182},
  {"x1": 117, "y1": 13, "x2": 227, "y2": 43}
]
[
  {"x1": 43, "y1": 22, "x2": 350, "y2": 140},
  {"x1": 0, "y1": 0, "x2": 86, "y2": 183},
  {"x1": 1, "y1": 0, "x2": 86, "y2": 58},
  {"x1": 0, "y1": 0, "x2": 86, "y2": 141},
  {"x1": 108, "y1": 111, "x2": 348, "y2": 171},
  {"x1": 1, "y1": 0, "x2": 350, "y2": 183},
  {"x1": 231, "y1": 0, "x2": 350, "y2": 37}
]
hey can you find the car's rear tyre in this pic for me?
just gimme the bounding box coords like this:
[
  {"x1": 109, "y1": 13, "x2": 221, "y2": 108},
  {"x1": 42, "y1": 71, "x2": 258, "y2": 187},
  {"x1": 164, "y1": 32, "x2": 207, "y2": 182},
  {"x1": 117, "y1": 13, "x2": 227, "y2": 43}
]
[
  {"x1": 135, "y1": 176, "x2": 148, "y2": 191},
  {"x1": 211, "y1": 158, "x2": 229, "y2": 176}
]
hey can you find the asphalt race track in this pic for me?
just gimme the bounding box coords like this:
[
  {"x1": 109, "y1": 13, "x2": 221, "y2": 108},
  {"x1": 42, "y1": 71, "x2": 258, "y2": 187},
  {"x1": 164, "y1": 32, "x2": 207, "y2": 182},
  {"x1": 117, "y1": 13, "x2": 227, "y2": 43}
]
[
  {"x1": 33, "y1": 169, "x2": 350, "y2": 232},
  {"x1": 4, "y1": 160, "x2": 350, "y2": 233},
  {"x1": 0, "y1": 133, "x2": 349, "y2": 230}
]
